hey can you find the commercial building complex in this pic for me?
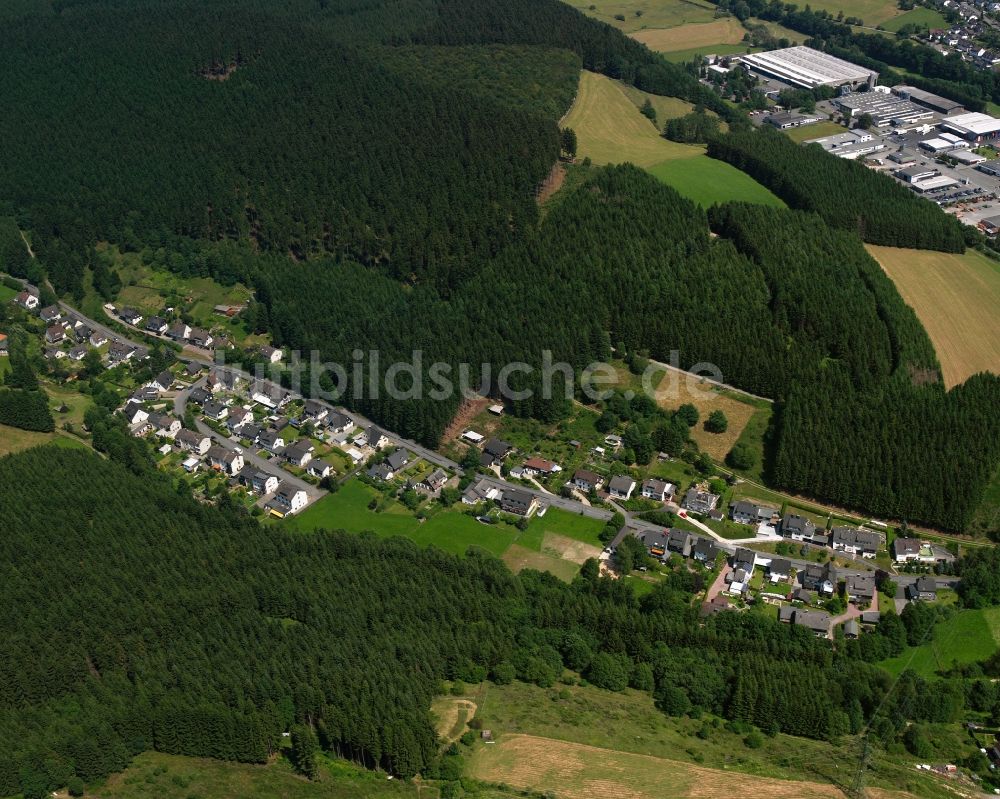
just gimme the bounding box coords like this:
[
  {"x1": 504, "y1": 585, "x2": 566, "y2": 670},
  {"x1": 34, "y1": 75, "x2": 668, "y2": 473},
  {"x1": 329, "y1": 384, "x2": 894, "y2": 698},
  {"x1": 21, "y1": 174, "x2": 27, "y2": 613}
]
[
  {"x1": 742, "y1": 46, "x2": 877, "y2": 90},
  {"x1": 940, "y1": 112, "x2": 1000, "y2": 143}
]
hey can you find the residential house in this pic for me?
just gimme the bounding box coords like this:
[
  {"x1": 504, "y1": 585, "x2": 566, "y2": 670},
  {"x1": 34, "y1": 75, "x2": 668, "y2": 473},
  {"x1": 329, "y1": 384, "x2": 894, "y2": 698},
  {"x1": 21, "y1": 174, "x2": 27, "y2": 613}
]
[
  {"x1": 364, "y1": 426, "x2": 389, "y2": 451},
  {"x1": 462, "y1": 478, "x2": 500, "y2": 505},
  {"x1": 249, "y1": 470, "x2": 279, "y2": 495},
  {"x1": 202, "y1": 400, "x2": 229, "y2": 422},
  {"x1": 500, "y1": 488, "x2": 538, "y2": 517},
  {"x1": 119, "y1": 307, "x2": 143, "y2": 326},
  {"x1": 640, "y1": 478, "x2": 674, "y2": 503},
  {"x1": 682, "y1": 487, "x2": 719, "y2": 515},
  {"x1": 145, "y1": 316, "x2": 168, "y2": 335},
  {"x1": 326, "y1": 411, "x2": 353, "y2": 434},
  {"x1": 572, "y1": 469, "x2": 603, "y2": 493},
  {"x1": 860, "y1": 610, "x2": 881, "y2": 626},
  {"x1": 226, "y1": 407, "x2": 254, "y2": 433},
  {"x1": 644, "y1": 531, "x2": 670, "y2": 559},
  {"x1": 68, "y1": 345, "x2": 88, "y2": 361},
  {"x1": 846, "y1": 574, "x2": 876, "y2": 604},
  {"x1": 768, "y1": 558, "x2": 791, "y2": 582},
  {"x1": 284, "y1": 439, "x2": 315, "y2": 468},
  {"x1": 122, "y1": 401, "x2": 149, "y2": 427},
  {"x1": 608, "y1": 475, "x2": 636, "y2": 500},
  {"x1": 207, "y1": 444, "x2": 244, "y2": 475},
  {"x1": 908, "y1": 575, "x2": 938, "y2": 601},
  {"x1": 780, "y1": 608, "x2": 830, "y2": 637},
  {"x1": 267, "y1": 483, "x2": 308, "y2": 516},
  {"x1": 132, "y1": 386, "x2": 159, "y2": 402},
  {"x1": 733, "y1": 547, "x2": 757, "y2": 574},
  {"x1": 666, "y1": 528, "x2": 694, "y2": 557},
  {"x1": 844, "y1": 619, "x2": 860, "y2": 639},
  {"x1": 188, "y1": 386, "x2": 212, "y2": 406},
  {"x1": 258, "y1": 430, "x2": 286, "y2": 453},
  {"x1": 480, "y1": 437, "x2": 512, "y2": 467},
  {"x1": 167, "y1": 321, "x2": 191, "y2": 341},
  {"x1": 89, "y1": 330, "x2": 108, "y2": 347},
  {"x1": 40, "y1": 305, "x2": 62, "y2": 323},
  {"x1": 302, "y1": 399, "x2": 329, "y2": 423},
  {"x1": 45, "y1": 324, "x2": 65, "y2": 344},
  {"x1": 183, "y1": 361, "x2": 203, "y2": 378},
  {"x1": 604, "y1": 434, "x2": 623, "y2": 450},
  {"x1": 801, "y1": 562, "x2": 837, "y2": 596},
  {"x1": 791, "y1": 587, "x2": 814, "y2": 604},
  {"x1": 692, "y1": 538, "x2": 718, "y2": 564},
  {"x1": 107, "y1": 341, "x2": 135, "y2": 363},
  {"x1": 44, "y1": 347, "x2": 66, "y2": 360},
  {"x1": 188, "y1": 328, "x2": 213, "y2": 348},
  {"x1": 149, "y1": 370, "x2": 174, "y2": 393},
  {"x1": 418, "y1": 468, "x2": 448, "y2": 493},
  {"x1": 780, "y1": 513, "x2": 816, "y2": 542},
  {"x1": 207, "y1": 369, "x2": 242, "y2": 393},
  {"x1": 730, "y1": 500, "x2": 778, "y2": 525},
  {"x1": 260, "y1": 345, "x2": 283, "y2": 363},
  {"x1": 830, "y1": 527, "x2": 881, "y2": 558},
  {"x1": 367, "y1": 463, "x2": 394, "y2": 481},
  {"x1": 251, "y1": 381, "x2": 289, "y2": 409},
  {"x1": 240, "y1": 424, "x2": 262, "y2": 445},
  {"x1": 72, "y1": 323, "x2": 93, "y2": 341},
  {"x1": 14, "y1": 290, "x2": 39, "y2": 310},
  {"x1": 386, "y1": 447, "x2": 410, "y2": 472},
  {"x1": 175, "y1": 428, "x2": 211, "y2": 456},
  {"x1": 522, "y1": 457, "x2": 559, "y2": 477},
  {"x1": 148, "y1": 413, "x2": 182, "y2": 438},
  {"x1": 307, "y1": 460, "x2": 332, "y2": 479}
]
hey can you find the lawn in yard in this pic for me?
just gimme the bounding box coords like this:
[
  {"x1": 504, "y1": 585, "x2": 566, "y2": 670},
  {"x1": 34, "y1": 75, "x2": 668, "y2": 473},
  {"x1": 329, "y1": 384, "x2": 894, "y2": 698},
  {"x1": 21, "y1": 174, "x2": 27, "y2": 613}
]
[
  {"x1": 646, "y1": 155, "x2": 785, "y2": 207},
  {"x1": 878, "y1": 607, "x2": 1000, "y2": 678}
]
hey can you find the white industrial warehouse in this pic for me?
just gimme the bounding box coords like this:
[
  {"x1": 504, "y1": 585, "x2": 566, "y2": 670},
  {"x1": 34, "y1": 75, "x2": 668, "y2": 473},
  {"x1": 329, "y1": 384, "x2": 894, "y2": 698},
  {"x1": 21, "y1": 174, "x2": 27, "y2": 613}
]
[
  {"x1": 741, "y1": 46, "x2": 878, "y2": 89},
  {"x1": 939, "y1": 112, "x2": 1000, "y2": 143}
]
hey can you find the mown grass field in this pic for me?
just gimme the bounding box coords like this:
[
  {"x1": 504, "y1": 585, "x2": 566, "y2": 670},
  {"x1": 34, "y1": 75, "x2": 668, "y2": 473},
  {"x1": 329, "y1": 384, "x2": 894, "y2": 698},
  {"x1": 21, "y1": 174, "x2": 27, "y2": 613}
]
[
  {"x1": 879, "y1": 607, "x2": 1000, "y2": 678},
  {"x1": 821, "y1": 0, "x2": 904, "y2": 25},
  {"x1": 563, "y1": 71, "x2": 705, "y2": 166},
  {"x1": 646, "y1": 155, "x2": 785, "y2": 207},
  {"x1": 0, "y1": 424, "x2": 88, "y2": 457},
  {"x1": 881, "y1": 4, "x2": 947, "y2": 30},
  {"x1": 866, "y1": 245, "x2": 1000, "y2": 388},
  {"x1": 0, "y1": 283, "x2": 18, "y2": 304},
  {"x1": 784, "y1": 120, "x2": 845, "y2": 143},
  {"x1": 630, "y1": 16, "x2": 746, "y2": 52},
  {"x1": 662, "y1": 42, "x2": 757, "y2": 62},
  {"x1": 619, "y1": 82, "x2": 694, "y2": 123},
  {"x1": 285, "y1": 479, "x2": 604, "y2": 578},
  {"x1": 567, "y1": 0, "x2": 717, "y2": 33},
  {"x1": 465, "y1": 680, "x2": 953, "y2": 798}
]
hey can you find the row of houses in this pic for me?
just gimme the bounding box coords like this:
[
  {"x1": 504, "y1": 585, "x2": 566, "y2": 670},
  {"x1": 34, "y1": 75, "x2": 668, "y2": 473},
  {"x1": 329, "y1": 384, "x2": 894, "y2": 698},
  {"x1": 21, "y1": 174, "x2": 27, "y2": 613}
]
[
  {"x1": 570, "y1": 470, "x2": 675, "y2": 503},
  {"x1": 461, "y1": 478, "x2": 542, "y2": 517},
  {"x1": 637, "y1": 528, "x2": 720, "y2": 566}
]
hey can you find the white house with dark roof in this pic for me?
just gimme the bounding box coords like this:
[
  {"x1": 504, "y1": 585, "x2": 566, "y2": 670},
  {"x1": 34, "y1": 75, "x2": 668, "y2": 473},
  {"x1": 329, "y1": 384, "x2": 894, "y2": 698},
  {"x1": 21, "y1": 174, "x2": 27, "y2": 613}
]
[
  {"x1": 573, "y1": 469, "x2": 603, "y2": 493},
  {"x1": 122, "y1": 401, "x2": 149, "y2": 427},
  {"x1": 307, "y1": 460, "x2": 332, "y2": 479},
  {"x1": 640, "y1": 478, "x2": 674, "y2": 503},
  {"x1": 207, "y1": 444, "x2": 244, "y2": 475},
  {"x1": 284, "y1": 439, "x2": 315, "y2": 468},
  {"x1": 14, "y1": 290, "x2": 39, "y2": 310},
  {"x1": 682, "y1": 487, "x2": 719, "y2": 515},
  {"x1": 608, "y1": 475, "x2": 636, "y2": 500},
  {"x1": 267, "y1": 483, "x2": 308, "y2": 516},
  {"x1": 258, "y1": 429, "x2": 286, "y2": 453},
  {"x1": 175, "y1": 428, "x2": 211, "y2": 455}
]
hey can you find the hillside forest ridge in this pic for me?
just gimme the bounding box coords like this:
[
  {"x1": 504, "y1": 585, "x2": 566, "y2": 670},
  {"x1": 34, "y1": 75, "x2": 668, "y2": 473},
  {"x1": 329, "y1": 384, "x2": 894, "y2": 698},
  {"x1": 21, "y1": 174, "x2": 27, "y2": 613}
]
[{"x1": 0, "y1": 0, "x2": 1000, "y2": 797}]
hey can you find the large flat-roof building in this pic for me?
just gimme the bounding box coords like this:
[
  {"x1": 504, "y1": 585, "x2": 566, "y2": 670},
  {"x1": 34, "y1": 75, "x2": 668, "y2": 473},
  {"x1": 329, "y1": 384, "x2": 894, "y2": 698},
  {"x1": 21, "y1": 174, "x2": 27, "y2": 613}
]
[
  {"x1": 742, "y1": 46, "x2": 877, "y2": 90},
  {"x1": 940, "y1": 112, "x2": 1000, "y2": 143},
  {"x1": 892, "y1": 85, "x2": 964, "y2": 115},
  {"x1": 834, "y1": 90, "x2": 933, "y2": 127},
  {"x1": 803, "y1": 129, "x2": 886, "y2": 159}
]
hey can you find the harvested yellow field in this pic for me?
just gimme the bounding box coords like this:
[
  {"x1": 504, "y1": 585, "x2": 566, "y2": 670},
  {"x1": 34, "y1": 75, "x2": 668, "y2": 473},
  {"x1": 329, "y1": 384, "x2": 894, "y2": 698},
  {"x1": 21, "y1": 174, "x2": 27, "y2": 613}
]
[
  {"x1": 867, "y1": 245, "x2": 1000, "y2": 388},
  {"x1": 470, "y1": 734, "x2": 852, "y2": 799},
  {"x1": 503, "y1": 544, "x2": 581, "y2": 582},
  {"x1": 562, "y1": 71, "x2": 703, "y2": 167},
  {"x1": 430, "y1": 697, "x2": 477, "y2": 744},
  {"x1": 630, "y1": 17, "x2": 746, "y2": 52},
  {"x1": 541, "y1": 531, "x2": 603, "y2": 564},
  {"x1": 654, "y1": 378, "x2": 763, "y2": 461}
]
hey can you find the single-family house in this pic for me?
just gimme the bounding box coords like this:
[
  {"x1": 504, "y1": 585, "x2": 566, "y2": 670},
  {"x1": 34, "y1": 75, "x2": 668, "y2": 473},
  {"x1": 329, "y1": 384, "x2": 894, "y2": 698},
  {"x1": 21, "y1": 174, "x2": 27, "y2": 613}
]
[
  {"x1": 226, "y1": 407, "x2": 254, "y2": 432},
  {"x1": 682, "y1": 487, "x2": 719, "y2": 515},
  {"x1": 692, "y1": 538, "x2": 718, "y2": 564},
  {"x1": 830, "y1": 527, "x2": 881, "y2": 558},
  {"x1": 188, "y1": 386, "x2": 212, "y2": 406},
  {"x1": 149, "y1": 370, "x2": 174, "y2": 393},
  {"x1": 418, "y1": 468, "x2": 448, "y2": 493},
  {"x1": 175, "y1": 428, "x2": 211, "y2": 456},
  {"x1": 148, "y1": 413, "x2": 182, "y2": 438},
  {"x1": 68, "y1": 345, "x2": 88, "y2": 361},
  {"x1": 326, "y1": 411, "x2": 353, "y2": 434},
  {"x1": 666, "y1": 528, "x2": 694, "y2": 557},
  {"x1": 908, "y1": 575, "x2": 938, "y2": 601},
  {"x1": 188, "y1": 327, "x2": 213, "y2": 348},
  {"x1": 119, "y1": 307, "x2": 143, "y2": 326},
  {"x1": 730, "y1": 500, "x2": 778, "y2": 525},
  {"x1": 386, "y1": 447, "x2": 410, "y2": 471},
  {"x1": 604, "y1": 434, "x2": 623, "y2": 450},
  {"x1": 14, "y1": 290, "x2": 39, "y2": 310},
  {"x1": 462, "y1": 478, "x2": 500, "y2": 505},
  {"x1": 644, "y1": 531, "x2": 670, "y2": 559},
  {"x1": 89, "y1": 330, "x2": 108, "y2": 347},
  {"x1": 107, "y1": 341, "x2": 135, "y2": 363},
  {"x1": 846, "y1": 574, "x2": 876, "y2": 604},
  {"x1": 365, "y1": 426, "x2": 389, "y2": 451},
  {"x1": 251, "y1": 381, "x2": 289, "y2": 409},
  {"x1": 307, "y1": 459, "x2": 332, "y2": 479},
  {"x1": 267, "y1": 483, "x2": 308, "y2": 516},
  {"x1": 640, "y1": 478, "x2": 674, "y2": 503},
  {"x1": 781, "y1": 608, "x2": 830, "y2": 637},
  {"x1": 239, "y1": 424, "x2": 262, "y2": 445},
  {"x1": 249, "y1": 470, "x2": 279, "y2": 495},
  {"x1": 522, "y1": 457, "x2": 559, "y2": 477},
  {"x1": 121, "y1": 401, "x2": 149, "y2": 426},
  {"x1": 207, "y1": 444, "x2": 244, "y2": 475},
  {"x1": 302, "y1": 399, "x2": 329, "y2": 423},
  {"x1": 183, "y1": 361, "x2": 203, "y2": 378},
  {"x1": 258, "y1": 429, "x2": 286, "y2": 453},
  {"x1": 733, "y1": 547, "x2": 757, "y2": 574},
  {"x1": 768, "y1": 557, "x2": 791, "y2": 582},
  {"x1": 780, "y1": 513, "x2": 816, "y2": 542},
  {"x1": 844, "y1": 619, "x2": 860, "y2": 639},
  {"x1": 801, "y1": 562, "x2": 837, "y2": 596},
  {"x1": 500, "y1": 488, "x2": 538, "y2": 517},
  {"x1": 167, "y1": 321, "x2": 191, "y2": 341},
  {"x1": 45, "y1": 324, "x2": 65, "y2": 344},
  {"x1": 861, "y1": 610, "x2": 881, "y2": 626},
  {"x1": 284, "y1": 439, "x2": 315, "y2": 468},
  {"x1": 572, "y1": 469, "x2": 603, "y2": 493},
  {"x1": 260, "y1": 345, "x2": 283, "y2": 363},
  {"x1": 481, "y1": 438, "x2": 512, "y2": 467},
  {"x1": 44, "y1": 347, "x2": 66, "y2": 360},
  {"x1": 40, "y1": 305, "x2": 62, "y2": 323},
  {"x1": 608, "y1": 475, "x2": 636, "y2": 500},
  {"x1": 202, "y1": 400, "x2": 229, "y2": 422},
  {"x1": 367, "y1": 463, "x2": 394, "y2": 481},
  {"x1": 145, "y1": 316, "x2": 168, "y2": 335}
]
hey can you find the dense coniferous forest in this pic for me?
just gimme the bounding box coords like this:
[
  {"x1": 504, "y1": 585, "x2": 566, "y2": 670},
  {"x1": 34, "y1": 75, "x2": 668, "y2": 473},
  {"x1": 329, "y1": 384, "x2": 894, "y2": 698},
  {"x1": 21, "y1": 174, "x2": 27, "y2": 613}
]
[
  {"x1": 0, "y1": 446, "x2": 975, "y2": 796},
  {"x1": 708, "y1": 129, "x2": 973, "y2": 251}
]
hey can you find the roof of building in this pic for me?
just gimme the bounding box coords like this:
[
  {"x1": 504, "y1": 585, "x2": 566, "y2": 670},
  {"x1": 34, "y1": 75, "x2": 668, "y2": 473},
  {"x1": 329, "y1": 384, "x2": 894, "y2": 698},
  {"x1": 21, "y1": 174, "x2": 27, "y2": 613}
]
[
  {"x1": 742, "y1": 46, "x2": 877, "y2": 89},
  {"x1": 574, "y1": 469, "x2": 601, "y2": 484},
  {"x1": 386, "y1": 447, "x2": 409, "y2": 470},
  {"x1": 942, "y1": 111, "x2": 1000, "y2": 136},
  {"x1": 608, "y1": 475, "x2": 636, "y2": 493},
  {"x1": 769, "y1": 557, "x2": 791, "y2": 574}
]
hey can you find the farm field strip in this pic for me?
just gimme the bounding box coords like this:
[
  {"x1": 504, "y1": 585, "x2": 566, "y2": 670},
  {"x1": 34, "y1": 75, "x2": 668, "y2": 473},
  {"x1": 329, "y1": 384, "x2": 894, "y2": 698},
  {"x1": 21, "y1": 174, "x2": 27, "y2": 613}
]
[{"x1": 629, "y1": 17, "x2": 746, "y2": 51}]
